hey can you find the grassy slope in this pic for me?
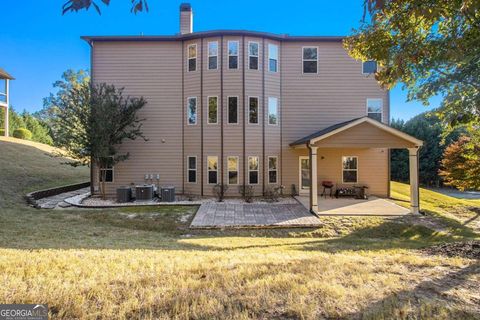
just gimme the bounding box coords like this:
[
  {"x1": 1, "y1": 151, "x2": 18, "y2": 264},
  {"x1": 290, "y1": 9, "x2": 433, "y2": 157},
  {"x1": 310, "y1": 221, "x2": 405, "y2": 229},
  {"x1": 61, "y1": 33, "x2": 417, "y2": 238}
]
[{"x1": 0, "y1": 139, "x2": 479, "y2": 319}]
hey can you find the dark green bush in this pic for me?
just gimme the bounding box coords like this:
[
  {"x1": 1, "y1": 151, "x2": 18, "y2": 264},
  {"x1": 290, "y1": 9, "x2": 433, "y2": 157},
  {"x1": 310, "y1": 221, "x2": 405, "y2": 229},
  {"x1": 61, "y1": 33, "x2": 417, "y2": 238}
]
[
  {"x1": 0, "y1": 129, "x2": 4, "y2": 136},
  {"x1": 13, "y1": 128, "x2": 32, "y2": 140}
]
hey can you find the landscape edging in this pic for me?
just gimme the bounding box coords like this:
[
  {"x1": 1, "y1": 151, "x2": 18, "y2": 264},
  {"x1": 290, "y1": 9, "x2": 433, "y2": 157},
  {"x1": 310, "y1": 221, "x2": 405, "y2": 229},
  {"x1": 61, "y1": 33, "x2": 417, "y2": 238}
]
[{"x1": 25, "y1": 181, "x2": 90, "y2": 208}]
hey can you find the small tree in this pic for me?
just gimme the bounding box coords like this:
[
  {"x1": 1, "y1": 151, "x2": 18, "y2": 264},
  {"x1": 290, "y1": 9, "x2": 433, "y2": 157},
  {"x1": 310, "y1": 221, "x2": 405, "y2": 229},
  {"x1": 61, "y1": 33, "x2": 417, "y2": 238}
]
[{"x1": 52, "y1": 79, "x2": 147, "y2": 199}]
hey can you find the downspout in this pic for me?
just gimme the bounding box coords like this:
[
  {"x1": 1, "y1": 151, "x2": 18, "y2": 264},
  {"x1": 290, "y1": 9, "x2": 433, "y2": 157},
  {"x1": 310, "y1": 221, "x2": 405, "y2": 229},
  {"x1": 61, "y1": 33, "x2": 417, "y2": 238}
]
[{"x1": 88, "y1": 40, "x2": 95, "y2": 195}]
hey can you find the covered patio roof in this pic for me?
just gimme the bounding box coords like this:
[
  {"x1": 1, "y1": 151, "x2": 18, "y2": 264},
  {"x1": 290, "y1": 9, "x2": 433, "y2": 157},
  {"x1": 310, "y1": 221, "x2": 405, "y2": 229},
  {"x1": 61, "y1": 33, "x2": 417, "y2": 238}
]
[
  {"x1": 290, "y1": 117, "x2": 423, "y2": 148},
  {"x1": 0, "y1": 68, "x2": 14, "y2": 80}
]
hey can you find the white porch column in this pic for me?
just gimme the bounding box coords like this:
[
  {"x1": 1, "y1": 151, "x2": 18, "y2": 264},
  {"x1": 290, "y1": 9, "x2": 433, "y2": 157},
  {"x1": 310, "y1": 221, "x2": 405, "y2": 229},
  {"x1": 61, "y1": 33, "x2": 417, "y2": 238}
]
[
  {"x1": 4, "y1": 79, "x2": 9, "y2": 137},
  {"x1": 408, "y1": 147, "x2": 420, "y2": 214},
  {"x1": 308, "y1": 145, "x2": 318, "y2": 214}
]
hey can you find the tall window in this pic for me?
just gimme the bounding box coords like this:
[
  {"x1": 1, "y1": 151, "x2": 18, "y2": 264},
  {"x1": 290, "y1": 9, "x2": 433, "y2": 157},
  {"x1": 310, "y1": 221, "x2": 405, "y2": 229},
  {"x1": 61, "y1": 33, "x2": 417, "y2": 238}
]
[
  {"x1": 362, "y1": 61, "x2": 377, "y2": 74},
  {"x1": 228, "y1": 41, "x2": 239, "y2": 69},
  {"x1": 248, "y1": 42, "x2": 259, "y2": 70},
  {"x1": 248, "y1": 97, "x2": 259, "y2": 124},
  {"x1": 187, "y1": 97, "x2": 197, "y2": 125},
  {"x1": 248, "y1": 156, "x2": 259, "y2": 185},
  {"x1": 208, "y1": 96, "x2": 218, "y2": 124},
  {"x1": 342, "y1": 156, "x2": 358, "y2": 183},
  {"x1": 187, "y1": 44, "x2": 197, "y2": 72},
  {"x1": 268, "y1": 97, "x2": 278, "y2": 125},
  {"x1": 208, "y1": 41, "x2": 218, "y2": 70},
  {"x1": 99, "y1": 163, "x2": 114, "y2": 183},
  {"x1": 228, "y1": 96, "x2": 238, "y2": 124},
  {"x1": 303, "y1": 47, "x2": 318, "y2": 73},
  {"x1": 227, "y1": 156, "x2": 239, "y2": 185},
  {"x1": 187, "y1": 156, "x2": 197, "y2": 183},
  {"x1": 268, "y1": 44, "x2": 278, "y2": 72},
  {"x1": 268, "y1": 156, "x2": 278, "y2": 184},
  {"x1": 367, "y1": 98, "x2": 383, "y2": 122},
  {"x1": 207, "y1": 156, "x2": 218, "y2": 184}
]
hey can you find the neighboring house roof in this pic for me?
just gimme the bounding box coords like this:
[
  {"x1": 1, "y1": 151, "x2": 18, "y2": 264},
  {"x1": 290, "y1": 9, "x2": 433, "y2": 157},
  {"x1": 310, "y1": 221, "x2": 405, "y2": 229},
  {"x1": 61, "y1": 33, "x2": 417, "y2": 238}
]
[
  {"x1": 81, "y1": 30, "x2": 344, "y2": 43},
  {"x1": 0, "y1": 68, "x2": 14, "y2": 80},
  {"x1": 290, "y1": 117, "x2": 423, "y2": 147}
]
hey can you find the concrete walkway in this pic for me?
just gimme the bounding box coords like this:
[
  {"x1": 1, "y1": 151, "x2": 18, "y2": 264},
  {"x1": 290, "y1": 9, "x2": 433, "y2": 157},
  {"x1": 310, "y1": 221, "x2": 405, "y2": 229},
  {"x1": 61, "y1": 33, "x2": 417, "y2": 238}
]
[
  {"x1": 36, "y1": 187, "x2": 90, "y2": 209},
  {"x1": 190, "y1": 201, "x2": 321, "y2": 228}
]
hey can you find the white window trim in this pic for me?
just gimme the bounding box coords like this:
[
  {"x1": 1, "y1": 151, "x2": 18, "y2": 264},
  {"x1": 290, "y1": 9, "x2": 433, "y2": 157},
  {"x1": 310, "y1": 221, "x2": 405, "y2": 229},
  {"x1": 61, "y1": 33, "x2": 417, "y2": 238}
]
[
  {"x1": 187, "y1": 155, "x2": 197, "y2": 184},
  {"x1": 248, "y1": 41, "x2": 259, "y2": 70},
  {"x1": 298, "y1": 156, "x2": 310, "y2": 192},
  {"x1": 248, "y1": 156, "x2": 260, "y2": 185},
  {"x1": 207, "y1": 96, "x2": 218, "y2": 125},
  {"x1": 207, "y1": 41, "x2": 218, "y2": 70},
  {"x1": 362, "y1": 60, "x2": 377, "y2": 75},
  {"x1": 228, "y1": 40, "x2": 239, "y2": 70},
  {"x1": 366, "y1": 98, "x2": 383, "y2": 122},
  {"x1": 302, "y1": 46, "x2": 318, "y2": 74},
  {"x1": 267, "y1": 97, "x2": 279, "y2": 126},
  {"x1": 268, "y1": 156, "x2": 278, "y2": 184},
  {"x1": 207, "y1": 156, "x2": 219, "y2": 185},
  {"x1": 99, "y1": 165, "x2": 114, "y2": 184},
  {"x1": 247, "y1": 96, "x2": 260, "y2": 125},
  {"x1": 227, "y1": 96, "x2": 239, "y2": 125},
  {"x1": 187, "y1": 43, "x2": 197, "y2": 72},
  {"x1": 268, "y1": 43, "x2": 279, "y2": 73},
  {"x1": 342, "y1": 156, "x2": 358, "y2": 184},
  {"x1": 227, "y1": 156, "x2": 239, "y2": 185},
  {"x1": 187, "y1": 97, "x2": 197, "y2": 125}
]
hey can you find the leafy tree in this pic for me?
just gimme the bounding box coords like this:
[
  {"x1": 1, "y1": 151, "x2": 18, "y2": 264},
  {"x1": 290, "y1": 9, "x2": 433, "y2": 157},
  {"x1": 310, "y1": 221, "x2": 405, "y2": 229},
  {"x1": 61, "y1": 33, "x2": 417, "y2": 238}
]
[
  {"x1": 345, "y1": 0, "x2": 480, "y2": 127},
  {"x1": 51, "y1": 78, "x2": 147, "y2": 198},
  {"x1": 21, "y1": 111, "x2": 54, "y2": 145},
  {"x1": 62, "y1": 0, "x2": 148, "y2": 14},
  {"x1": 439, "y1": 136, "x2": 480, "y2": 190}
]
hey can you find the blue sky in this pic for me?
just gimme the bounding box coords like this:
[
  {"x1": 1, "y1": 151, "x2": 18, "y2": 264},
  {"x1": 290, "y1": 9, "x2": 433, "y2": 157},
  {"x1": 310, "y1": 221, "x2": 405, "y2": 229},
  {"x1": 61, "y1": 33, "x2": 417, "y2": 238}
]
[{"x1": 1, "y1": 0, "x2": 439, "y2": 119}]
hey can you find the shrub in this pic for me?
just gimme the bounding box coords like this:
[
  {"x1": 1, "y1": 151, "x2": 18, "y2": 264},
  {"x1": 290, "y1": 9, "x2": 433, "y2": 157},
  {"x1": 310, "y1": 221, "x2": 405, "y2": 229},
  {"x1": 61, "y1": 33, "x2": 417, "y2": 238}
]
[
  {"x1": 0, "y1": 129, "x2": 4, "y2": 136},
  {"x1": 213, "y1": 184, "x2": 229, "y2": 202},
  {"x1": 264, "y1": 185, "x2": 285, "y2": 202},
  {"x1": 239, "y1": 185, "x2": 254, "y2": 203},
  {"x1": 13, "y1": 128, "x2": 32, "y2": 140}
]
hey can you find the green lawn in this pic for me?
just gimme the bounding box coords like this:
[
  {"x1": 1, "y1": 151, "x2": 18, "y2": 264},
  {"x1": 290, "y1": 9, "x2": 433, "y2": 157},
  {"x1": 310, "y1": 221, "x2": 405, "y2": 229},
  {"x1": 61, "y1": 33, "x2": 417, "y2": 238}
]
[{"x1": 0, "y1": 138, "x2": 479, "y2": 319}]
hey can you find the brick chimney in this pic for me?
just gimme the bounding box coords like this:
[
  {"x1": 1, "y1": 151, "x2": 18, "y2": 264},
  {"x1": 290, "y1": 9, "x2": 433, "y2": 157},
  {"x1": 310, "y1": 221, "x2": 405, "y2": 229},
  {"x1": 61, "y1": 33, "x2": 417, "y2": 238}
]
[{"x1": 180, "y1": 3, "x2": 193, "y2": 34}]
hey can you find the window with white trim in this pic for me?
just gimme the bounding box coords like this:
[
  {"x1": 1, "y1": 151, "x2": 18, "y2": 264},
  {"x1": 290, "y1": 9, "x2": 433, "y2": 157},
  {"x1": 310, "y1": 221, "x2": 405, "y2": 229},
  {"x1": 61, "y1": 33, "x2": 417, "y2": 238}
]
[
  {"x1": 228, "y1": 41, "x2": 239, "y2": 69},
  {"x1": 248, "y1": 156, "x2": 259, "y2": 185},
  {"x1": 303, "y1": 47, "x2": 318, "y2": 73},
  {"x1": 187, "y1": 97, "x2": 197, "y2": 125},
  {"x1": 268, "y1": 97, "x2": 278, "y2": 125},
  {"x1": 342, "y1": 156, "x2": 358, "y2": 183},
  {"x1": 367, "y1": 98, "x2": 383, "y2": 122},
  {"x1": 228, "y1": 96, "x2": 238, "y2": 124},
  {"x1": 362, "y1": 60, "x2": 377, "y2": 74},
  {"x1": 268, "y1": 44, "x2": 278, "y2": 72},
  {"x1": 207, "y1": 156, "x2": 218, "y2": 184},
  {"x1": 187, "y1": 156, "x2": 197, "y2": 183},
  {"x1": 248, "y1": 42, "x2": 259, "y2": 70},
  {"x1": 208, "y1": 96, "x2": 218, "y2": 124},
  {"x1": 248, "y1": 97, "x2": 259, "y2": 124},
  {"x1": 99, "y1": 161, "x2": 114, "y2": 183},
  {"x1": 268, "y1": 156, "x2": 278, "y2": 184},
  {"x1": 187, "y1": 44, "x2": 197, "y2": 72},
  {"x1": 227, "y1": 156, "x2": 239, "y2": 185},
  {"x1": 208, "y1": 41, "x2": 218, "y2": 70}
]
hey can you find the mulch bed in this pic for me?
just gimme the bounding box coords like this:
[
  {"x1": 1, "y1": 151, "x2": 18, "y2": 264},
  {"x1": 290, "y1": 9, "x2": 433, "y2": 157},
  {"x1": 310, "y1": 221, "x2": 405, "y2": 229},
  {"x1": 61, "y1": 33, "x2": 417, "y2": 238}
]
[{"x1": 422, "y1": 241, "x2": 480, "y2": 259}]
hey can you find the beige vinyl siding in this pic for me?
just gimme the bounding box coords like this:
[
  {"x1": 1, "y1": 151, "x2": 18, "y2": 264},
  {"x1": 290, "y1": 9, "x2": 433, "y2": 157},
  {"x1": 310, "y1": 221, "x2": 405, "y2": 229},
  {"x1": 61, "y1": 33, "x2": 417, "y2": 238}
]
[
  {"x1": 92, "y1": 41, "x2": 183, "y2": 196},
  {"x1": 281, "y1": 41, "x2": 389, "y2": 194}
]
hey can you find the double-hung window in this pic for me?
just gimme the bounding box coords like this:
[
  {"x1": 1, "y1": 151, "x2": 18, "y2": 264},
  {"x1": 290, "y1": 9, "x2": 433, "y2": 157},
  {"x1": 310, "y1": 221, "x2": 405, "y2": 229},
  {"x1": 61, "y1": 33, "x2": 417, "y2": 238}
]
[
  {"x1": 362, "y1": 61, "x2": 377, "y2": 74},
  {"x1": 187, "y1": 44, "x2": 197, "y2": 72},
  {"x1": 227, "y1": 156, "x2": 239, "y2": 185},
  {"x1": 207, "y1": 156, "x2": 218, "y2": 184},
  {"x1": 228, "y1": 41, "x2": 239, "y2": 69},
  {"x1": 187, "y1": 156, "x2": 197, "y2": 183},
  {"x1": 342, "y1": 156, "x2": 358, "y2": 183},
  {"x1": 187, "y1": 97, "x2": 197, "y2": 125},
  {"x1": 303, "y1": 47, "x2": 318, "y2": 73},
  {"x1": 248, "y1": 97, "x2": 259, "y2": 124},
  {"x1": 268, "y1": 156, "x2": 278, "y2": 184},
  {"x1": 208, "y1": 96, "x2": 218, "y2": 124},
  {"x1": 248, "y1": 156, "x2": 259, "y2": 185},
  {"x1": 99, "y1": 160, "x2": 114, "y2": 183},
  {"x1": 208, "y1": 41, "x2": 218, "y2": 70},
  {"x1": 268, "y1": 97, "x2": 278, "y2": 125},
  {"x1": 228, "y1": 96, "x2": 238, "y2": 124},
  {"x1": 248, "y1": 42, "x2": 259, "y2": 70},
  {"x1": 367, "y1": 98, "x2": 383, "y2": 122},
  {"x1": 268, "y1": 44, "x2": 278, "y2": 72}
]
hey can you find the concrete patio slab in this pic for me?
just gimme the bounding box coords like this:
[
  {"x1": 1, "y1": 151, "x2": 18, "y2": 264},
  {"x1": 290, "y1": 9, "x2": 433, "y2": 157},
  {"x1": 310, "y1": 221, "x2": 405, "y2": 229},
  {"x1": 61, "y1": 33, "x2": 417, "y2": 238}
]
[{"x1": 295, "y1": 196, "x2": 410, "y2": 216}]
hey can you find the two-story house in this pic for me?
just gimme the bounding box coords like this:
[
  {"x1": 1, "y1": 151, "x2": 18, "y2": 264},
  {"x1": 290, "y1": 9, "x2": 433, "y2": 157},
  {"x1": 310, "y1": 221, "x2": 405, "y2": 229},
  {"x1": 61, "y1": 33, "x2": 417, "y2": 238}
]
[{"x1": 82, "y1": 3, "x2": 423, "y2": 214}]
